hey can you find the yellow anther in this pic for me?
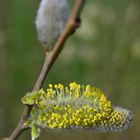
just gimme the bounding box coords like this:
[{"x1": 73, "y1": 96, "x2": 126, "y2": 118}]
[{"x1": 49, "y1": 84, "x2": 53, "y2": 88}]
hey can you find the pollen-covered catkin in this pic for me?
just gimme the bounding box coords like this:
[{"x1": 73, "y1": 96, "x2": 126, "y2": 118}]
[
  {"x1": 35, "y1": 0, "x2": 69, "y2": 52},
  {"x1": 22, "y1": 82, "x2": 134, "y2": 132}
]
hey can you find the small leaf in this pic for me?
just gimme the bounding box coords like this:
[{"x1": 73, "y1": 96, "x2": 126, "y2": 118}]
[
  {"x1": 31, "y1": 125, "x2": 40, "y2": 140},
  {"x1": 21, "y1": 94, "x2": 35, "y2": 105},
  {"x1": 21, "y1": 90, "x2": 45, "y2": 105},
  {"x1": 24, "y1": 119, "x2": 33, "y2": 128}
]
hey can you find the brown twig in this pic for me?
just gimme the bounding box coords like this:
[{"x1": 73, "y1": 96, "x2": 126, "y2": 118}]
[{"x1": 4, "y1": 0, "x2": 86, "y2": 140}]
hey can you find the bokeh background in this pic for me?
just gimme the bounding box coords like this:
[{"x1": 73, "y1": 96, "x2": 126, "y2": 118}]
[{"x1": 0, "y1": 0, "x2": 140, "y2": 139}]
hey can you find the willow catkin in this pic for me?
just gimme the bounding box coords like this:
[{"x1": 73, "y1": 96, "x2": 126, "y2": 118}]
[
  {"x1": 22, "y1": 82, "x2": 134, "y2": 132},
  {"x1": 35, "y1": 0, "x2": 69, "y2": 52}
]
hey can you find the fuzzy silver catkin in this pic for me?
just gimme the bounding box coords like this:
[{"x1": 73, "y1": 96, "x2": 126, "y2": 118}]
[{"x1": 35, "y1": 0, "x2": 69, "y2": 51}]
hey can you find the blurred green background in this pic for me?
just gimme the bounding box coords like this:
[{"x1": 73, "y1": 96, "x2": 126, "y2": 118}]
[{"x1": 0, "y1": 0, "x2": 140, "y2": 139}]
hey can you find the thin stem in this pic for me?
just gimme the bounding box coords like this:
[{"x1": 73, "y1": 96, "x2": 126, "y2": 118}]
[{"x1": 4, "y1": 0, "x2": 86, "y2": 140}]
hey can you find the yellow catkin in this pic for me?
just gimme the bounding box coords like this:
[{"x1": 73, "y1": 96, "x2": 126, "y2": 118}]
[{"x1": 22, "y1": 82, "x2": 134, "y2": 132}]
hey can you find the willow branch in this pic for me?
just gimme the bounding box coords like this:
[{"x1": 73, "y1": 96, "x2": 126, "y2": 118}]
[{"x1": 4, "y1": 0, "x2": 86, "y2": 140}]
